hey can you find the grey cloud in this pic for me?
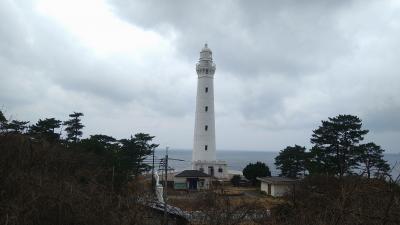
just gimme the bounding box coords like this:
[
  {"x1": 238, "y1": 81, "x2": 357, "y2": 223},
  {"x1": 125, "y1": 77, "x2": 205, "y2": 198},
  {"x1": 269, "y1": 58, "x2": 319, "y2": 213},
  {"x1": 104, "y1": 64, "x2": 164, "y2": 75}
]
[
  {"x1": 109, "y1": 0, "x2": 353, "y2": 77},
  {"x1": 0, "y1": 1, "x2": 194, "y2": 119},
  {"x1": 0, "y1": 0, "x2": 399, "y2": 151}
]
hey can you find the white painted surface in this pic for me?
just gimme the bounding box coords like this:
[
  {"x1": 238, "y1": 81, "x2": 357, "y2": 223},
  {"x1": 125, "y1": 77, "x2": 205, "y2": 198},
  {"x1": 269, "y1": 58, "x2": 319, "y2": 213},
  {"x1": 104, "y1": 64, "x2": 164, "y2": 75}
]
[
  {"x1": 192, "y1": 44, "x2": 228, "y2": 179},
  {"x1": 260, "y1": 181, "x2": 269, "y2": 194},
  {"x1": 193, "y1": 44, "x2": 216, "y2": 162},
  {"x1": 273, "y1": 184, "x2": 291, "y2": 197},
  {"x1": 260, "y1": 181, "x2": 293, "y2": 197},
  {"x1": 193, "y1": 160, "x2": 228, "y2": 179}
]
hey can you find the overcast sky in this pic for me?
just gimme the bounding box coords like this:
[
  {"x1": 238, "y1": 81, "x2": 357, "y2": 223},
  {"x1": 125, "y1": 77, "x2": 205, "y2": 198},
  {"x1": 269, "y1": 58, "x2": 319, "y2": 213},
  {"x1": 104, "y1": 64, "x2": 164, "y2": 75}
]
[{"x1": 1, "y1": 0, "x2": 399, "y2": 152}]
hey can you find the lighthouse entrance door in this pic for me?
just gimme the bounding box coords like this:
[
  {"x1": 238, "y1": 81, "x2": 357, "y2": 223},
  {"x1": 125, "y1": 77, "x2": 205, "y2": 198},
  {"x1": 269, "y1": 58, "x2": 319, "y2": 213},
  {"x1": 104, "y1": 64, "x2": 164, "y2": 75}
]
[
  {"x1": 187, "y1": 178, "x2": 198, "y2": 190},
  {"x1": 208, "y1": 166, "x2": 214, "y2": 176}
]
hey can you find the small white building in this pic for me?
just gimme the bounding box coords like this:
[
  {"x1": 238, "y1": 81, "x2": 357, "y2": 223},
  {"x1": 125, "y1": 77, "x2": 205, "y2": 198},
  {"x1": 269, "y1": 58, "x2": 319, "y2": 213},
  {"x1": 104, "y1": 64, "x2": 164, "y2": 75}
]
[
  {"x1": 257, "y1": 177, "x2": 298, "y2": 197},
  {"x1": 192, "y1": 160, "x2": 227, "y2": 179},
  {"x1": 173, "y1": 170, "x2": 211, "y2": 190}
]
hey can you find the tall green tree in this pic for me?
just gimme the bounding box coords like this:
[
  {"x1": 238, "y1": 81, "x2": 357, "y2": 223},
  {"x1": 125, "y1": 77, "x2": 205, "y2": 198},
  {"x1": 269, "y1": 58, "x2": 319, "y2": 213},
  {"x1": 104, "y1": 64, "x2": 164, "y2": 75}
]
[
  {"x1": 275, "y1": 145, "x2": 307, "y2": 178},
  {"x1": 310, "y1": 114, "x2": 369, "y2": 177},
  {"x1": 63, "y1": 112, "x2": 84, "y2": 143},
  {"x1": 243, "y1": 161, "x2": 271, "y2": 185},
  {"x1": 119, "y1": 133, "x2": 158, "y2": 178},
  {"x1": 79, "y1": 134, "x2": 125, "y2": 189},
  {"x1": 6, "y1": 120, "x2": 29, "y2": 134},
  {"x1": 357, "y1": 142, "x2": 390, "y2": 179},
  {"x1": 29, "y1": 118, "x2": 61, "y2": 141},
  {"x1": 0, "y1": 110, "x2": 7, "y2": 133},
  {"x1": 81, "y1": 134, "x2": 118, "y2": 152}
]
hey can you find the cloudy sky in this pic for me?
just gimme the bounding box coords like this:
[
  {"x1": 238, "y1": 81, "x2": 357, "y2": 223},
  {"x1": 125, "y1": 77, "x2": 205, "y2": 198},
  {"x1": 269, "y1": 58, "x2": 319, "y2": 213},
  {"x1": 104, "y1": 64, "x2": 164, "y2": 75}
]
[{"x1": 1, "y1": 0, "x2": 399, "y2": 152}]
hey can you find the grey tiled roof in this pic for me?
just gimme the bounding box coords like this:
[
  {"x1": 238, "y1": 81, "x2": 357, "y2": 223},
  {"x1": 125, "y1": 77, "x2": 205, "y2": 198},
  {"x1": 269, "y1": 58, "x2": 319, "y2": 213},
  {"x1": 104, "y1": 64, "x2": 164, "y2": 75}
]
[
  {"x1": 175, "y1": 170, "x2": 211, "y2": 177},
  {"x1": 257, "y1": 176, "x2": 298, "y2": 184}
]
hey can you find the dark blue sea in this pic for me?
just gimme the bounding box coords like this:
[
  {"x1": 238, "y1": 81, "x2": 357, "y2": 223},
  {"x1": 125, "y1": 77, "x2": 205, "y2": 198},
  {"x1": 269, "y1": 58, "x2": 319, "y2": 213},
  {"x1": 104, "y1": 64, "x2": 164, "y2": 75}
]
[{"x1": 153, "y1": 149, "x2": 400, "y2": 178}]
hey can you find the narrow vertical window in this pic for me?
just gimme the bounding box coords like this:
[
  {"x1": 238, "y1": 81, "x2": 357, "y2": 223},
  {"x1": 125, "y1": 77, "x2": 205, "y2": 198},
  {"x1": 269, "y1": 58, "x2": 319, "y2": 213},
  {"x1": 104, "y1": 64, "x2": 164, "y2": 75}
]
[
  {"x1": 205, "y1": 106, "x2": 208, "y2": 112},
  {"x1": 205, "y1": 125, "x2": 208, "y2": 131},
  {"x1": 205, "y1": 145, "x2": 208, "y2": 150},
  {"x1": 206, "y1": 69, "x2": 208, "y2": 74},
  {"x1": 205, "y1": 87, "x2": 208, "y2": 93}
]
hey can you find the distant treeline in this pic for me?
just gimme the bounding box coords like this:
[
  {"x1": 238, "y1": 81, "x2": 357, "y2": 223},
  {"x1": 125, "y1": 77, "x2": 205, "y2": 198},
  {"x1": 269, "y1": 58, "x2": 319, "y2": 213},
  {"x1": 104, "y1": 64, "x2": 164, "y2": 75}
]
[
  {"x1": 274, "y1": 114, "x2": 393, "y2": 180},
  {"x1": 237, "y1": 114, "x2": 395, "y2": 187},
  {"x1": 270, "y1": 115, "x2": 400, "y2": 225},
  {"x1": 0, "y1": 110, "x2": 158, "y2": 185}
]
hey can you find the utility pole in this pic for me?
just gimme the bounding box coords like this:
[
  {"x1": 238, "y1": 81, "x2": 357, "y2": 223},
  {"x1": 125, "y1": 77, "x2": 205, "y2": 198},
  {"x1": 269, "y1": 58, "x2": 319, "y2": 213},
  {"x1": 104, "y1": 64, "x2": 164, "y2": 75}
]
[
  {"x1": 163, "y1": 146, "x2": 169, "y2": 225},
  {"x1": 152, "y1": 147, "x2": 155, "y2": 192},
  {"x1": 159, "y1": 147, "x2": 184, "y2": 225}
]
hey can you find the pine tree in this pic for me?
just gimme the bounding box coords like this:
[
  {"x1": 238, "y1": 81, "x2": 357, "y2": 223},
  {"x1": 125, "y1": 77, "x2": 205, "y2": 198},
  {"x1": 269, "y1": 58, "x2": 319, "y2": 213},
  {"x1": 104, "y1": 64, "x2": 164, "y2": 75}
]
[
  {"x1": 119, "y1": 133, "x2": 158, "y2": 177},
  {"x1": 357, "y1": 142, "x2": 390, "y2": 178},
  {"x1": 243, "y1": 162, "x2": 271, "y2": 185},
  {"x1": 0, "y1": 110, "x2": 7, "y2": 133},
  {"x1": 310, "y1": 114, "x2": 368, "y2": 177},
  {"x1": 120, "y1": 133, "x2": 158, "y2": 176},
  {"x1": 63, "y1": 112, "x2": 84, "y2": 143},
  {"x1": 6, "y1": 120, "x2": 29, "y2": 134},
  {"x1": 275, "y1": 145, "x2": 307, "y2": 178},
  {"x1": 30, "y1": 118, "x2": 61, "y2": 141}
]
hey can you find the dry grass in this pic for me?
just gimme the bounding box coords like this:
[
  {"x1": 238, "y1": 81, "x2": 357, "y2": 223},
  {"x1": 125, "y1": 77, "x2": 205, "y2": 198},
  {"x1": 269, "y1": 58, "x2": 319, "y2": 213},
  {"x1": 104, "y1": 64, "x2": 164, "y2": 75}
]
[{"x1": 168, "y1": 185, "x2": 280, "y2": 212}]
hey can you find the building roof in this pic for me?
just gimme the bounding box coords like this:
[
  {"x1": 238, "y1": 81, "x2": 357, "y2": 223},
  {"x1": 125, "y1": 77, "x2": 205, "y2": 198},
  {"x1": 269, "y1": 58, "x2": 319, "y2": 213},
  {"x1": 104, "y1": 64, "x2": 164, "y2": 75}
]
[
  {"x1": 175, "y1": 170, "x2": 211, "y2": 178},
  {"x1": 257, "y1": 176, "x2": 298, "y2": 184}
]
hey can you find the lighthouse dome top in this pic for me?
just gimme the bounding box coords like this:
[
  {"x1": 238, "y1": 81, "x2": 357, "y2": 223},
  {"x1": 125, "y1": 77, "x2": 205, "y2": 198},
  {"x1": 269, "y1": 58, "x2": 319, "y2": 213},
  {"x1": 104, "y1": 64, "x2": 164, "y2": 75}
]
[
  {"x1": 201, "y1": 43, "x2": 212, "y2": 53},
  {"x1": 200, "y1": 43, "x2": 213, "y2": 61}
]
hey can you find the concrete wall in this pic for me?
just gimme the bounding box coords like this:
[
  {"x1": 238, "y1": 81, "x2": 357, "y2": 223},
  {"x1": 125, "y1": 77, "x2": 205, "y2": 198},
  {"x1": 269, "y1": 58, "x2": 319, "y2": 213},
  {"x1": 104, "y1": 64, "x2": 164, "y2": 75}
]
[
  {"x1": 272, "y1": 184, "x2": 292, "y2": 197},
  {"x1": 260, "y1": 182, "x2": 293, "y2": 197},
  {"x1": 260, "y1": 181, "x2": 269, "y2": 194}
]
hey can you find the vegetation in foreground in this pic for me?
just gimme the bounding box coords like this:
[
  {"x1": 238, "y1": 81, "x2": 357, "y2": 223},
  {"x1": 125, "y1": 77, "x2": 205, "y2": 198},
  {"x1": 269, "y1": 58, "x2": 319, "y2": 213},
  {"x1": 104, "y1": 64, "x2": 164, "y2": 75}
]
[
  {"x1": 0, "y1": 134, "x2": 153, "y2": 225},
  {"x1": 272, "y1": 175, "x2": 400, "y2": 225},
  {"x1": 0, "y1": 110, "x2": 160, "y2": 225},
  {"x1": 1, "y1": 110, "x2": 399, "y2": 225}
]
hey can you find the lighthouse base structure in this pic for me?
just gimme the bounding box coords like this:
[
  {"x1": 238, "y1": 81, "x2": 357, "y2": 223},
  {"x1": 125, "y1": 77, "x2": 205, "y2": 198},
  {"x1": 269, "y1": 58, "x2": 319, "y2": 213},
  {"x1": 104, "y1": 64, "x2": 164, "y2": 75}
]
[{"x1": 193, "y1": 160, "x2": 228, "y2": 180}]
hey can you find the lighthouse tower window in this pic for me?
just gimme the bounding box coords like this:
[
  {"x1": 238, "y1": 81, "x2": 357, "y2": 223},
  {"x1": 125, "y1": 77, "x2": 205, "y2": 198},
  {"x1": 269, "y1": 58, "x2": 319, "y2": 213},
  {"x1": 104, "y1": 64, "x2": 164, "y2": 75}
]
[
  {"x1": 206, "y1": 69, "x2": 208, "y2": 74},
  {"x1": 205, "y1": 145, "x2": 208, "y2": 150},
  {"x1": 205, "y1": 87, "x2": 208, "y2": 93},
  {"x1": 205, "y1": 125, "x2": 208, "y2": 131},
  {"x1": 205, "y1": 106, "x2": 208, "y2": 112}
]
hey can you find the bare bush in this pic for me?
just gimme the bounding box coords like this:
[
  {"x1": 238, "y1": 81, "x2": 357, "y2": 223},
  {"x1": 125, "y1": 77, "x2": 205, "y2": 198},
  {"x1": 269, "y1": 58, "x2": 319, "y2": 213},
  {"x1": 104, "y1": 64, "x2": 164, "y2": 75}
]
[
  {"x1": 190, "y1": 192, "x2": 270, "y2": 225},
  {"x1": 271, "y1": 175, "x2": 400, "y2": 225}
]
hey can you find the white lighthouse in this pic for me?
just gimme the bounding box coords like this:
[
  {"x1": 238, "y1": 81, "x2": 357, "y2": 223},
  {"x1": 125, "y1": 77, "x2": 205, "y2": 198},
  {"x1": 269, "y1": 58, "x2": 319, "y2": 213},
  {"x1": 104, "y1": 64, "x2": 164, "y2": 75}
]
[{"x1": 192, "y1": 44, "x2": 227, "y2": 179}]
